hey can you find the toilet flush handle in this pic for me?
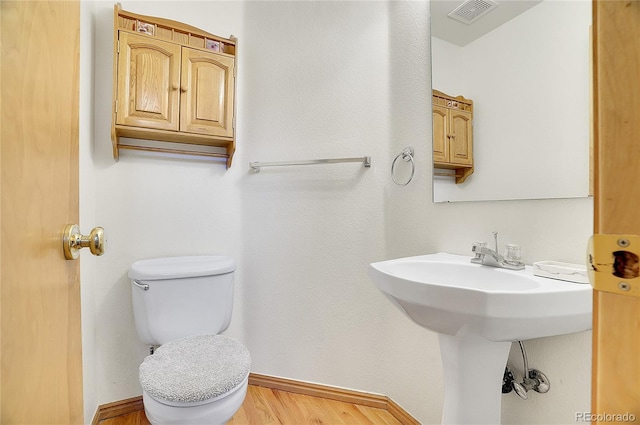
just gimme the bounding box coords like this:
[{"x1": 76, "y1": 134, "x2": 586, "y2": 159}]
[{"x1": 133, "y1": 280, "x2": 149, "y2": 291}]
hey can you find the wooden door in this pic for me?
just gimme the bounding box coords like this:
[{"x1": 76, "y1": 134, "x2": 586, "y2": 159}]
[
  {"x1": 116, "y1": 32, "x2": 181, "y2": 132},
  {"x1": 180, "y1": 47, "x2": 235, "y2": 137},
  {"x1": 449, "y1": 109, "x2": 473, "y2": 166},
  {"x1": 591, "y1": 0, "x2": 640, "y2": 422},
  {"x1": 432, "y1": 104, "x2": 449, "y2": 164},
  {"x1": 1, "y1": 1, "x2": 83, "y2": 423}
]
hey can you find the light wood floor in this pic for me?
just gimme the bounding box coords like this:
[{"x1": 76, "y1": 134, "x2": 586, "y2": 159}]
[{"x1": 99, "y1": 385, "x2": 404, "y2": 425}]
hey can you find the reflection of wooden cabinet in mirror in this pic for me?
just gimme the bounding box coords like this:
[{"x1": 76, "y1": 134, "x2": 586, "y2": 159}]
[
  {"x1": 432, "y1": 90, "x2": 473, "y2": 184},
  {"x1": 112, "y1": 4, "x2": 237, "y2": 168}
]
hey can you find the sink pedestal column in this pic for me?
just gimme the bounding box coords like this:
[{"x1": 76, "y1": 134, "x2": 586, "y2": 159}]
[{"x1": 438, "y1": 333, "x2": 511, "y2": 425}]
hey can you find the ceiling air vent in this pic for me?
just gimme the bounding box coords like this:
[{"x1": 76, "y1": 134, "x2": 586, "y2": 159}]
[{"x1": 448, "y1": 0, "x2": 499, "y2": 25}]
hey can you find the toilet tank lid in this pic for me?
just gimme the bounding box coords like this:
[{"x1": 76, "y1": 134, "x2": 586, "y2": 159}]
[{"x1": 128, "y1": 256, "x2": 235, "y2": 280}]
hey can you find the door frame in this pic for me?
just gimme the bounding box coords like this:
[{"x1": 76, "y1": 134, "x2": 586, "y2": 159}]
[{"x1": 591, "y1": 0, "x2": 640, "y2": 422}]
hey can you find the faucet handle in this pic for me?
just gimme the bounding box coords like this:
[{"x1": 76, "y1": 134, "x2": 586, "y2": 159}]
[
  {"x1": 504, "y1": 244, "x2": 522, "y2": 262},
  {"x1": 472, "y1": 241, "x2": 487, "y2": 256}
]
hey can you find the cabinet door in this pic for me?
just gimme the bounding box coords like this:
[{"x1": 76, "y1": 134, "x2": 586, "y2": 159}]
[
  {"x1": 449, "y1": 109, "x2": 473, "y2": 166},
  {"x1": 116, "y1": 32, "x2": 181, "y2": 131},
  {"x1": 180, "y1": 48, "x2": 235, "y2": 137},
  {"x1": 432, "y1": 104, "x2": 449, "y2": 163}
]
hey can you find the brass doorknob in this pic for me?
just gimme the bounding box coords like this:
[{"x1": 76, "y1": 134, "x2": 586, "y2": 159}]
[{"x1": 63, "y1": 224, "x2": 105, "y2": 260}]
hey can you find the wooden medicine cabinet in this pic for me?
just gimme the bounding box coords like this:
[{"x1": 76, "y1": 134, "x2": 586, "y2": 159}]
[
  {"x1": 111, "y1": 4, "x2": 237, "y2": 168},
  {"x1": 432, "y1": 90, "x2": 474, "y2": 184}
]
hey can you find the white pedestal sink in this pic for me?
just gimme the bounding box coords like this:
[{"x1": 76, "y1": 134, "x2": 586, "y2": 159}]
[{"x1": 368, "y1": 252, "x2": 592, "y2": 425}]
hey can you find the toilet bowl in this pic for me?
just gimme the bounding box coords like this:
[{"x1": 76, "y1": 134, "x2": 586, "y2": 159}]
[
  {"x1": 141, "y1": 379, "x2": 248, "y2": 425},
  {"x1": 140, "y1": 334, "x2": 250, "y2": 425},
  {"x1": 129, "y1": 256, "x2": 250, "y2": 425}
]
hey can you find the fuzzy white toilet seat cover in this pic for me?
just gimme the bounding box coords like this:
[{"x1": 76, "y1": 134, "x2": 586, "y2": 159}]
[{"x1": 139, "y1": 334, "x2": 251, "y2": 404}]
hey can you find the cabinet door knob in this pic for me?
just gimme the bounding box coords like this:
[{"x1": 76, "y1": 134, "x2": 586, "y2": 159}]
[{"x1": 180, "y1": 85, "x2": 188, "y2": 92}]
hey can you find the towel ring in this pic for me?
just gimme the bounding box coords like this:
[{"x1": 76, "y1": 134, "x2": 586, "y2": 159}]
[{"x1": 391, "y1": 147, "x2": 415, "y2": 186}]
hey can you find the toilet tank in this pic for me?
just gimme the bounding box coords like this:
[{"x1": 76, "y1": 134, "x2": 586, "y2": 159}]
[{"x1": 129, "y1": 256, "x2": 236, "y2": 346}]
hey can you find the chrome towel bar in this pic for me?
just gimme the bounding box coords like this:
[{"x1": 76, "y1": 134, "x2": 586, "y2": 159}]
[{"x1": 249, "y1": 156, "x2": 371, "y2": 173}]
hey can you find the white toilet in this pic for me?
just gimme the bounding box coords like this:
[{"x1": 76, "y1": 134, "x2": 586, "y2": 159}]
[{"x1": 129, "y1": 255, "x2": 251, "y2": 425}]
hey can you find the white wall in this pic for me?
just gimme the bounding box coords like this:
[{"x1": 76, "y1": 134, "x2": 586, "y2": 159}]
[
  {"x1": 80, "y1": 1, "x2": 98, "y2": 420},
  {"x1": 80, "y1": 1, "x2": 593, "y2": 424}
]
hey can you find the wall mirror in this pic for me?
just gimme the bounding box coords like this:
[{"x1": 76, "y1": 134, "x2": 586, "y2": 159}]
[{"x1": 431, "y1": 0, "x2": 592, "y2": 203}]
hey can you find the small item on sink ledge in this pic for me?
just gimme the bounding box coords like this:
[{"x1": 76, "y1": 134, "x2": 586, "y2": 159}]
[{"x1": 532, "y1": 261, "x2": 589, "y2": 284}]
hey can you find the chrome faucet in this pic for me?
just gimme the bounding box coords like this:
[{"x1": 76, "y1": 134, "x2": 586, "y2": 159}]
[{"x1": 471, "y1": 232, "x2": 525, "y2": 270}]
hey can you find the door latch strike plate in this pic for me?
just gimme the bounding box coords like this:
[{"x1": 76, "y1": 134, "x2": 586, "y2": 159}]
[{"x1": 588, "y1": 234, "x2": 640, "y2": 298}]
